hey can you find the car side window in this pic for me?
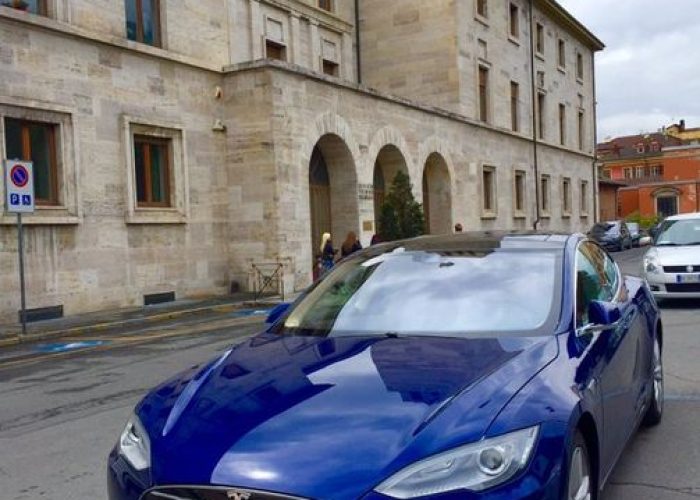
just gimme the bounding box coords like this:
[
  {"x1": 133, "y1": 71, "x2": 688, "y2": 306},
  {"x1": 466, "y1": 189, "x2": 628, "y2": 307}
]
[
  {"x1": 601, "y1": 250, "x2": 620, "y2": 299},
  {"x1": 575, "y1": 243, "x2": 613, "y2": 327}
]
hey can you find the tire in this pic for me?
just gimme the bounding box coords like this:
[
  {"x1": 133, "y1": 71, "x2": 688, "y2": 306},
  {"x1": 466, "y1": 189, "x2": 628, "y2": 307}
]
[
  {"x1": 567, "y1": 431, "x2": 596, "y2": 500},
  {"x1": 643, "y1": 335, "x2": 664, "y2": 426}
]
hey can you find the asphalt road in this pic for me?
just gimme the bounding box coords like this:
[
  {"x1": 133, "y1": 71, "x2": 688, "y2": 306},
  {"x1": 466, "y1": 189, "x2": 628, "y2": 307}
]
[
  {"x1": 600, "y1": 247, "x2": 700, "y2": 499},
  {"x1": 0, "y1": 248, "x2": 698, "y2": 499}
]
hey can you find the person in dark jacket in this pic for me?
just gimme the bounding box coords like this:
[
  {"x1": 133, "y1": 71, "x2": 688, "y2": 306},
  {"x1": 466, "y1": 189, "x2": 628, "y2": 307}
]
[
  {"x1": 341, "y1": 231, "x2": 362, "y2": 257},
  {"x1": 320, "y1": 232, "x2": 336, "y2": 273}
]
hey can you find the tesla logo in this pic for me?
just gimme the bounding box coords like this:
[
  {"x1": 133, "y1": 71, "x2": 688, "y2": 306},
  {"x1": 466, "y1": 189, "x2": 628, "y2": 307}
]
[{"x1": 227, "y1": 491, "x2": 252, "y2": 500}]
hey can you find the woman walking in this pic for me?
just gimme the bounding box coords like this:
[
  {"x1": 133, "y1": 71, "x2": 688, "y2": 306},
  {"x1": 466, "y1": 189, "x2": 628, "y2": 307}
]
[
  {"x1": 320, "y1": 232, "x2": 336, "y2": 274},
  {"x1": 341, "y1": 231, "x2": 362, "y2": 258}
]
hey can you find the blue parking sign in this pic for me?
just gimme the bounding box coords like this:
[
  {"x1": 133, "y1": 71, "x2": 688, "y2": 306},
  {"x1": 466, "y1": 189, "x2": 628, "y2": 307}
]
[
  {"x1": 10, "y1": 193, "x2": 20, "y2": 205},
  {"x1": 22, "y1": 195, "x2": 31, "y2": 206}
]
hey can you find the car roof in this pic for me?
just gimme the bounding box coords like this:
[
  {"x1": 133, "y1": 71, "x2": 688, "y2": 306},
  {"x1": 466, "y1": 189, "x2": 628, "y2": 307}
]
[
  {"x1": 369, "y1": 231, "x2": 573, "y2": 254},
  {"x1": 665, "y1": 212, "x2": 700, "y2": 221}
]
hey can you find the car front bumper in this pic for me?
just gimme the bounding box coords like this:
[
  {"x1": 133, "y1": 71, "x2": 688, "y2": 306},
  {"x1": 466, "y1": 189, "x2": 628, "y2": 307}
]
[
  {"x1": 645, "y1": 272, "x2": 700, "y2": 299},
  {"x1": 108, "y1": 424, "x2": 570, "y2": 500}
]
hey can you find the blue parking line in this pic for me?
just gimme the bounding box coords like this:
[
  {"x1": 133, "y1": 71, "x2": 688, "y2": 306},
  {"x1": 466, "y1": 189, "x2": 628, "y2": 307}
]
[
  {"x1": 34, "y1": 340, "x2": 110, "y2": 353},
  {"x1": 230, "y1": 308, "x2": 272, "y2": 319}
]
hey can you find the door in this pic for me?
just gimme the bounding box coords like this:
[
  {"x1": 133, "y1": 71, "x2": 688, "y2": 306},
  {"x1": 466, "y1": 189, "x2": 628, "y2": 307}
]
[
  {"x1": 576, "y1": 242, "x2": 640, "y2": 477},
  {"x1": 310, "y1": 148, "x2": 332, "y2": 261}
]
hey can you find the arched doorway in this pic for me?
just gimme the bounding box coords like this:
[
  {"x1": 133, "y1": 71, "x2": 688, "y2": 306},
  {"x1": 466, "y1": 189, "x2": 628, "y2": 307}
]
[
  {"x1": 308, "y1": 135, "x2": 359, "y2": 264},
  {"x1": 373, "y1": 145, "x2": 409, "y2": 234},
  {"x1": 422, "y1": 153, "x2": 452, "y2": 234}
]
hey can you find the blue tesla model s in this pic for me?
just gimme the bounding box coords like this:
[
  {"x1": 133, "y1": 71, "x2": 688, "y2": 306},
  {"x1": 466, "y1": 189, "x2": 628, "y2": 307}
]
[{"x1": 108, "y1": 232, "x2": 663, "y2": 500}]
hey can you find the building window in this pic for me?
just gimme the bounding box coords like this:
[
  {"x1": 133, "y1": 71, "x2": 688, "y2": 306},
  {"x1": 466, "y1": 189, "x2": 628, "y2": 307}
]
[
  {"x1": 318, "y1": 0, "x2": 333, "y2": 12},
  {"x1": 265, "y1": 39, "x2": 287, "y2": 61},
  {"x1": 636, "y1": 144, "x2": 645, "y2": 154},
  {"x1": 656, "y1": 194, "x2": 678, "y2": 218},
  {"x1": 601, "y1": 168, "x2": 611, "y2": 179},
  {"x1": 1, "y1": 0, "x2": 47, "y2": 15},
  {"x1": 322, "y1": 59, "x2": 339, "y2": 76},
  {"x1": 125, "y1": 0, "x2": 161, "y2": 47},
  {"x1": 514, "y1": 170, "x2": 526, "y2": 215},
  {"x1": 476, "y1": 0, "x2": 488, "y2": 19},
  {"x1": 635, "y1": 166, "x2": 645, "y2": 178},
  {"x1": 510, "y1": 81, "x2": 520, "y2": 132},
  {"x1": 578, "y1": 109, "x2": 585, "y2": 150},
  {"x1": 580, "y1": 180, "x2": 588, "y2": 215},
  {"x1": 134, "y1": 135, "x2": 171, "y2": 207},
  {"x1": 509, "y1": 3, "x2": 519, "y2": 39},
  {"x1": 321, "y1": 39, "x2": 339, "y2": 77},
  {"x1": 482, "y1": 166, "x2": 496, "y2": 214},
  {"x1": 651, "y1": 165, "x2": 663, "y2": 177},
  {"x1": 537, "y1": 92, "x2": 545, "y2": 140},
  {"x1": 540, "y1": 174, "x2": 551, "y2": 215},
  {"x1": 535, "y1": 23, "x2": 544, "y2": 55},
  {"x1": 558, "y1": 38, "x2": 566, "y2": 68},
  {"x1": 651, "y1": 142, "x2": 659, "y2": 152},
  {"x1": 478, "y1": 66, "x2": 490, "y2": 123},
  {"x1": 559, "y1": 103, "x2": 566, "y2": 146},
  {"x1": 562, "y1": 177, "x2": 571, "y2": 215},
  {"x1": 576, "y1": 52, "x2": 584, "y2": 80},
  {"x1": 623, "y1": 167, "x2": 633, "y2": 179},
  {"x1": 4, "y1": 117, "x2": 58, "y2": 205}
]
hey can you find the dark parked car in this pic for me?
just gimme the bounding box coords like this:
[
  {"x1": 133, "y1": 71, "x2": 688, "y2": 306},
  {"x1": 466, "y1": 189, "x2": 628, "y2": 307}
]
[
  {"x1": 589, "y1": 221, "x2": 633, "y2": 251},
  {"x1": 108, "y1": 232, "x2": 663, "y2": 500}
]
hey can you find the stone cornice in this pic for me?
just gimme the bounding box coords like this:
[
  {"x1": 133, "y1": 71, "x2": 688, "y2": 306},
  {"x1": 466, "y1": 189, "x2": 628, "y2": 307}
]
[{"x1": 536, "y1": 0, "x2": 605, "y2": 51}]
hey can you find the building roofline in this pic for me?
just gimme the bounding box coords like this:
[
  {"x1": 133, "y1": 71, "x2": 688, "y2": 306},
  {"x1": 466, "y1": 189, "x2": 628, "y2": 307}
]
[{"x1": 537, "y1": 0, "x2": 605, "y2": 51}]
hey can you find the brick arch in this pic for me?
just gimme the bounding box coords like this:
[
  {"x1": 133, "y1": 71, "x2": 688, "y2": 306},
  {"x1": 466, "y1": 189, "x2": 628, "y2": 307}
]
[
  {"x1": 302, "y1": 112, "x2": 361, "y2": 171},
  {"x1": 363, "y1": 126, "x2": 414, "y2": 185},
  {"x1": 418, "y1": 136, "x2": 457, "y2": 194}
]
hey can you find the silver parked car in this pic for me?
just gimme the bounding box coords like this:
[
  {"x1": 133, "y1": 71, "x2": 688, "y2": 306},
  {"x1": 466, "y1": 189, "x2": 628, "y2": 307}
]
[{"x1": 643, "y1": 212, "x2": 700, "y2": 299}]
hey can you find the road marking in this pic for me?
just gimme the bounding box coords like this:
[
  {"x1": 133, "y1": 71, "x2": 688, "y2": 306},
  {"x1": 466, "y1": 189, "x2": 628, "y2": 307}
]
[{"x1": 0, "y1": 316, "x2": 264, "y2": 371}]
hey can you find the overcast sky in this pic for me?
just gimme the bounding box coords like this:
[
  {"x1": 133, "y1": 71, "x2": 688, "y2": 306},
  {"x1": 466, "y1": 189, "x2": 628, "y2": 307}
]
[{"x1": 557, "y1": 0, "x2": 700, "y2": 141}]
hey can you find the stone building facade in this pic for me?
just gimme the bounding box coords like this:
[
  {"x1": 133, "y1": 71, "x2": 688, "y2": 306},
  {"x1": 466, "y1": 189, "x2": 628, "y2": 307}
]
[{"x1": 0, "y1": 0, "x2": 603, "y2": 324}]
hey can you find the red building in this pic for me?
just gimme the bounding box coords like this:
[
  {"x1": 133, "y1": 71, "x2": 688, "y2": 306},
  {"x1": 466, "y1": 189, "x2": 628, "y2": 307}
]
[{"x1": 597, "y1": 130, "x2": 700, "y2": 219}]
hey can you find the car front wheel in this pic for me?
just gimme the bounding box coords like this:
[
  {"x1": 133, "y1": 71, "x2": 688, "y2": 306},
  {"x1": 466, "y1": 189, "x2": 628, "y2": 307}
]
[
  {"x1": 567, "y1": 431, "x2": 595, "y2": 500},
  {"x1": 643, "y1": 335, "x2": 664, "y2": 426}
]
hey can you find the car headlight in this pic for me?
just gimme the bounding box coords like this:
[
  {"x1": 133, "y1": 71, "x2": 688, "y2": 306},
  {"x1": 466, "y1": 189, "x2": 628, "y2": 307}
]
[
  {"x1": 375, "y1": 426, "x2": 539, "y2": 499},
  {"x1": 118, "y1": 413, "x2": 151, "y2": 471},
  {"x1": 644, "y1": 252, "x2": 661, "y2": 274}
]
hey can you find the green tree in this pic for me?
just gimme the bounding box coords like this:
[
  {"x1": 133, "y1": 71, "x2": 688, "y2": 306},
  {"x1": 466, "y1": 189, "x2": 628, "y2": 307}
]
[{"x1": 378, "y1": 171, "x2": 425, "y2": 241}]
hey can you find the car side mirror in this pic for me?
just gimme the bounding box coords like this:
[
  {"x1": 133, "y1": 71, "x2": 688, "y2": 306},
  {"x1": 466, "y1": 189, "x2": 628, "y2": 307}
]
[
  {"x1": 639, "y1": 236, "x2": 652, "y2": 247},
  {"x1": 588, "y1": 300, "x2": 621, "y2": 328},
  {"x1": 266, "y1": 302, "x2": 291, "y2": 324}
]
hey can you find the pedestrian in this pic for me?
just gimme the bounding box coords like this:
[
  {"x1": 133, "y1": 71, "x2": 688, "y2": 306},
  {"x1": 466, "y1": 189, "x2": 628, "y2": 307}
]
[
  {"x1": 320, "y1": 232, "x2": 336, "y2": 273},
  {"x1": 454, "y1": 223, "x2": 463, "y2": 233},
  {"x1": 370, "y1": 233, "x2": 382, "y2": 246},
  {"x1": 341, "y1": 231, "x2": 362, "y2": 258}
]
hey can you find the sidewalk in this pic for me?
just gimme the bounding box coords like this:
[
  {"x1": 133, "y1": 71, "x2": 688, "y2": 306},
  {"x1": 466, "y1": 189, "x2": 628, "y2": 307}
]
[{"x1": 0, "y1": 292, "x2": 280, "y2": 349}]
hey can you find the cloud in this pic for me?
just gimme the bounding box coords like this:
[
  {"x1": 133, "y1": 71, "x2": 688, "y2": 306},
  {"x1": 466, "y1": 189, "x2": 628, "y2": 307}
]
[{"x1": 558, "y1": 0, "x2": 700, "y2": 140}]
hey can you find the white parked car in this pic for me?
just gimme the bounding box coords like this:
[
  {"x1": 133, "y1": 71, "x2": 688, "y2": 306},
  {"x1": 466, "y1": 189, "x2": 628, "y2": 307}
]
[{"x1": 643, "y1": 212, "x2": 700, "y2": 299}]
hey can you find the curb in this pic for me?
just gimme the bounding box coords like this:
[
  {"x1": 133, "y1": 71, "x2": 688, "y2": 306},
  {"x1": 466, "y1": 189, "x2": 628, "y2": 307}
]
[{"x1": 0, "y1": 301, "x2": 264, "y2": 347}]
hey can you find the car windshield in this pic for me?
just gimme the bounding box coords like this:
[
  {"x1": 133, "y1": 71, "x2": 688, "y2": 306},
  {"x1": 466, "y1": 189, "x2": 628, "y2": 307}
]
[
  {"x1": 655, "y1": 218, "x2": 700, "y2": 246},
  {"x1": 591, "y1": 222, "x2": 618, "y2": 237},
  {"x1": 628, "y1": 223, "x2": 639, "y2": 235},
  {"x1": 274, "y1": 247, "x2": 562, "y2": 338}
]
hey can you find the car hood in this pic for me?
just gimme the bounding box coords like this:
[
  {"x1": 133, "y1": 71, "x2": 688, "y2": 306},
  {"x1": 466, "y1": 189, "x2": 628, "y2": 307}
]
[
  {"x1": 652, "y1": 246, "x2": 700, "y2": 265},
  {"x1": 139, "y1": 333, "x2": 558, "y2": 500}
]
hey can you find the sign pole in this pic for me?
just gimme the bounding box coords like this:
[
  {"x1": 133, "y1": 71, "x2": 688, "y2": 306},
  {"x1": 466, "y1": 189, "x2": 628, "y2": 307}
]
[
  {"x1": 17, "y1": 212, "x2": 27, "y2": 337},
  {"x1": 4, "y1": 160, "x2": 34, "y2": 337}
]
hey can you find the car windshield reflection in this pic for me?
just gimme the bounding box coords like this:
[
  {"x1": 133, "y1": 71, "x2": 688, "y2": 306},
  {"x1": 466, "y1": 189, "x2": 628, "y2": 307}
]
[{"x1": 274, "y1": 247, "x2": 562, "y2": 338}]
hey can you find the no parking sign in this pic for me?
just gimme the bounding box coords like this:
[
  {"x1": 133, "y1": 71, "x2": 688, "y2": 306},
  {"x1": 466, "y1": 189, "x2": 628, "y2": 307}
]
[{"x1": 4, "y1": 160, "x2": 35, "y2": 213}]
